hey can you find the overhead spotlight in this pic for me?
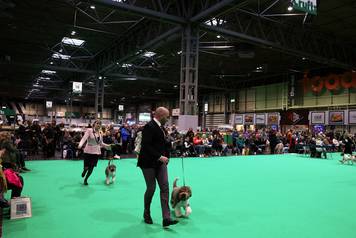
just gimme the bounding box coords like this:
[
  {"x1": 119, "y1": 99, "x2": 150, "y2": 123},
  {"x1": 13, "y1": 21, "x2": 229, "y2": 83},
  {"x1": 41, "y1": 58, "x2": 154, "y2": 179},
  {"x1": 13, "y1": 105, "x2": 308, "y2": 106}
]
[
  {"x1": 90, "y1": 5, "x2": 95, "y2": 9},
  {"x1": 287, "y1": 4, "x2": 293, "y2": 11},
  {"x1": 71, "y1": 30, "x2": 76, "y2": 36},
  {"x1": 50, "y1": 61, "x2": 54, "y2": 65},
  {"x1": 174, "y1": 85, "x2": 178, "y2": 88},
  {"x1": 98, "y1": 76, "x2": 103, "y2": 80},
  {"x1": 216, "y1": 35, "x2": 221, "y2": 39}
]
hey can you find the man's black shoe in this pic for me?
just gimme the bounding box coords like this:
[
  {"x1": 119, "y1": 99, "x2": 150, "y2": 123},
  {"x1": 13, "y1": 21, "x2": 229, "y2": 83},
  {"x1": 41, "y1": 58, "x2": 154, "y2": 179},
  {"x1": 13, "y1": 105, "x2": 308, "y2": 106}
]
[
  {"x1": 162, "y1": 219, "x2": 178, "y2": 227},
  {"x1": 144, "y1": 217, "x2": 153, "y2": 224},
  {"x1": 144, "y1": 213, "x2": 153, "y2": 224}
]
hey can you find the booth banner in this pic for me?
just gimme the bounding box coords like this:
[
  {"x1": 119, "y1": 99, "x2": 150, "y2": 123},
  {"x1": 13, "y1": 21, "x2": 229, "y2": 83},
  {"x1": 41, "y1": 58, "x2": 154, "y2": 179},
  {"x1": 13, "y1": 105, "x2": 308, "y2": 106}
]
[
  {"x1": 311, "y1": 112, "x2": 325, "y2": 124},
  {"x1": 56, "y1": 112, "x2": 65, "y2": 117},
  {"x1": 65, "y1": 112, "x2": 81, "y2": 118},
  {"x1": 172, "y1": 108, "x2": 180, "y2": 116},
  {"x1": 267, "y1": 113, "x2": 279, "y2": 125},
  {"x1": 0, "y1": 108, "x2": 16, "y2": 116},
  {"x1": 292, "y1": 0, "x2": 317, "y2": 15},
  {"x1": 235, "y1": 114, "x2": 243, "y2": 124},
  {"x1": 118, "y1": 105, "x2": 124, "y2": 111},
  {"x1": 349, "y1": 110, "x2": 356, "y2": 124},
  {"x1": 46, "y1": 101, "x2": 52, "y2": 109},
  {"x1": 255, "y1": 114, "x2": 266, "y2": 125},
  {"x1": 72, "y1": 81, "x2": 83, "y2": 94},
  {"x1": 244, "y1": 114, "x2": 254, "y2": 124},
  {"x1": 329, "y1": 111, "x2": 344, "y2": 125},
  {"x1": 280, "y1": 110, "x2": 309, "y2": 125}
]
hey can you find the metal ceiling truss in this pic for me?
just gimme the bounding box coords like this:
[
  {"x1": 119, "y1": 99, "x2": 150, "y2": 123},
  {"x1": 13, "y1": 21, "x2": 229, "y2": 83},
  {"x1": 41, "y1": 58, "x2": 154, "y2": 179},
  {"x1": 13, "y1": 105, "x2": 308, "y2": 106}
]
[
  {"x1": 67, "y1": 0, "x2": 142, "y2": 36},
  {"x1": 14, "y1": 0, "x2": 356, "y2": 102},
  {"x1": 92, "y1": 0, "x2": 355, "y2": 77},
  {"x1": 92, "y1": 20, "x2": 182, "y2": 74},
  {"x1": 92, "y1": 0, "x2": 235, "y2": 24},
  {"x1": 201, "y1": 10, "x2": 356, "y2": 69}
]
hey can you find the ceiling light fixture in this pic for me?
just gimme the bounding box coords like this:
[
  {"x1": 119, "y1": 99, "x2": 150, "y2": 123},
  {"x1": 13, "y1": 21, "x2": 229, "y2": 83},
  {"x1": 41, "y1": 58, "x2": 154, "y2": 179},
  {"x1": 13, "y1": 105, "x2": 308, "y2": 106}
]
[
  {"x1": 90, "y1": 5, "x2": 95, "y2": 9},
  {"x1": 204, "y1": 18, "x2": 227, "y2": 26},
  {"x1": 62, "y1": 37, "x2": 85, "y2": 47},
  {"x1": 124, "y1": 77, "x2": 137, "y2": 81},
  {"x1": 121, "y1": 63, "x2": 132, "y2": 68},
  {"x1": 143, "y1": 51, "x2": 156, "y2": 57},
  {"x1": 71, "y1": 30, "x2": 76, "y2": 36},
  {"x1": 287, "y1": 4, "x2": 293, "y2": 11},
  {"x1": 52, "y1": 53, "x2": 71, "y2": 60},
  {"x1": 41, "y1": 70, "x2": 56, "y2": 75}
]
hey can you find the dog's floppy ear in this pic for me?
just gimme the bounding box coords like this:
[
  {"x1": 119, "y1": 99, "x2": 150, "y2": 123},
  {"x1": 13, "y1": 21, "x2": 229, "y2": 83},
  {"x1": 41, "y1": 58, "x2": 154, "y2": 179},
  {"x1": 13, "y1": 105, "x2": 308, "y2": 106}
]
[{"x1": 188, "y1": 187, "x2": 192, "y2": 198}]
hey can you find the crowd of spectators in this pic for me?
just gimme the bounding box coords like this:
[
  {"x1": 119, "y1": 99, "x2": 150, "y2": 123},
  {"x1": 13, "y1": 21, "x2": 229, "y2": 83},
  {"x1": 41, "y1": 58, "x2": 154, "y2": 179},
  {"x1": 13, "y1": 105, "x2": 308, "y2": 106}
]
[
  {"x1": 2, "y1": 119, "x2": 356, "y2": 161},
  {"x1": 0, "y1": 119, "x2": 355, "y2": 210}
]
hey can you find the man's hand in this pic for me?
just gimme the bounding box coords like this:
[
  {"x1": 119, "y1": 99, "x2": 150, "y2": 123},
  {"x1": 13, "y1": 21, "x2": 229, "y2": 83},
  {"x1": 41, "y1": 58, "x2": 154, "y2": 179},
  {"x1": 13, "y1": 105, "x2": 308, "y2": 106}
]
[{"x1": 159, "y1": 156, "x2": 169, "y2": 164}]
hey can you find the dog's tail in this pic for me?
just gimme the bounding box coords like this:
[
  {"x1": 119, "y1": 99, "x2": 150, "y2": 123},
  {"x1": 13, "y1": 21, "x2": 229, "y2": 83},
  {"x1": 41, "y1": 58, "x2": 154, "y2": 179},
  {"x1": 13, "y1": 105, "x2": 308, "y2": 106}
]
[
  {"x1": 173, "y1": 178, "x2": 179, "y2": 188},
  {"x1": 108, "y1": 159, "x2": 113, "y2": 166}
]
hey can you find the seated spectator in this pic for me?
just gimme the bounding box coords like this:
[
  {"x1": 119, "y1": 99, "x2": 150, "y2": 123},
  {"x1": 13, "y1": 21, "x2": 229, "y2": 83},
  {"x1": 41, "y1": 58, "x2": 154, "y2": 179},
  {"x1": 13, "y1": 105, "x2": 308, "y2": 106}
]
[
  {"x1": 0, "y1": 149, "x2": 9, "y2": 208},
  {"x1": 62, "y1": 130, "x2": 76, "y2": 159},
  {"x1": 183, "y1": 137, "x2": 195, "y2": 157},
  {"x1": 201, "y1": 134, "x2": 212, "y2": 157},
  {"x1": 0, "y1": 132, "x2": 25, "y2": 198},
  {"x1": 193, "y1": 135, "x2": 205, "y2": 157},
  {"x1": 212, "y1": 135, "x2": 223, "y2": 156},
  {"x1": 236, "y1": 135, "x2": 245, "y2": 155},
  {"x1": 103, "y1": 131, "x2": 121, "y2": 159},
  {"x1": 315, "y1": 136, "x2": 327, "y2": 159}
]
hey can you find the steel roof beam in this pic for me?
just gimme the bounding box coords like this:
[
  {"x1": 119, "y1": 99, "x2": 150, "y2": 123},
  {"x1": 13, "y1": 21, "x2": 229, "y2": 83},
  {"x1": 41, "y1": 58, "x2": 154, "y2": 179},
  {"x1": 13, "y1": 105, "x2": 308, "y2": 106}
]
[{"x1": 92, "y1": 0, "x2": 186, "y2": 25}]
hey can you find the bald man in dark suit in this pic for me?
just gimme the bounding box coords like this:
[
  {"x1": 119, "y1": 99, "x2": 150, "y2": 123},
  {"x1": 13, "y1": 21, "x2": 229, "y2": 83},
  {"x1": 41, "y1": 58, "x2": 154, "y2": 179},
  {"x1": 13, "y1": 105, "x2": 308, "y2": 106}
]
[{"x1": 137, "y1": 107, "x2": 178, "y2": 228}]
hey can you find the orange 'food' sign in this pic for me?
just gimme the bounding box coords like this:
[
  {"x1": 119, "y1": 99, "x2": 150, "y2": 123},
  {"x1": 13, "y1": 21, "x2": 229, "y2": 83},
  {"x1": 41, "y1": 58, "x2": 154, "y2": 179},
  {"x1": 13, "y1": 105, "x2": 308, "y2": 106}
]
[{"x1": 303, "y1": 71, "x2": 356, "y2": 93}]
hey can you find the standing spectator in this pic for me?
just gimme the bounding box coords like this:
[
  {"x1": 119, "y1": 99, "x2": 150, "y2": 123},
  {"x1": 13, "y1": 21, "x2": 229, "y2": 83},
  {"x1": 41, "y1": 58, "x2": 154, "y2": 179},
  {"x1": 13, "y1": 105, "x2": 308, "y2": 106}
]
[
  {"x1": 269, "y1": 130, "x2": 278, "y2": 154},
  {"x1": 186, "y1": 128, "x2": 194, "y2": 143},
  {"x1": 121, "y1": 124, "x2": 131, "y2": 154},
  {"x1": 43, "y1": 123, "x2": 56, "y2": 158}
]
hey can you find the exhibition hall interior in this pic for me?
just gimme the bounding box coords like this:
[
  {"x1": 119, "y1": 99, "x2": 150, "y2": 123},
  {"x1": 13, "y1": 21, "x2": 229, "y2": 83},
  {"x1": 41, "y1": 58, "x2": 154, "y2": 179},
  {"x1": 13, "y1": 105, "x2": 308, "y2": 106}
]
[{"x1": 0, "y1": 0, "x2": 356, "y2": 237}]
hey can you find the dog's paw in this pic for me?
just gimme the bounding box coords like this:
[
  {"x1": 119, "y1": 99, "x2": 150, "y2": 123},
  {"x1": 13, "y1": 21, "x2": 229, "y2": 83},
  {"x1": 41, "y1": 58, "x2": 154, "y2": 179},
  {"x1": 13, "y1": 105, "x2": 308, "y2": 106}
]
[{"x1": 185, "y1": 206, "x2": 192, "y2": 217}]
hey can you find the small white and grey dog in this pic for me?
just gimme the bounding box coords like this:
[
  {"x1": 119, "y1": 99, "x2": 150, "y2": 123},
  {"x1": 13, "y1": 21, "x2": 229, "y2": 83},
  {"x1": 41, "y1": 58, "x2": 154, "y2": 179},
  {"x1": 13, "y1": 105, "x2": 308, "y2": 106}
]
[
  {"x1": 339, "y1": 154, "x2": 356, "y2": 165},
  {"x1": 170, "y1": 178, "x2": 192, "y2": 218},
  {"x1": 105, "y1": 159, "x2": 117, "y2": 185}
]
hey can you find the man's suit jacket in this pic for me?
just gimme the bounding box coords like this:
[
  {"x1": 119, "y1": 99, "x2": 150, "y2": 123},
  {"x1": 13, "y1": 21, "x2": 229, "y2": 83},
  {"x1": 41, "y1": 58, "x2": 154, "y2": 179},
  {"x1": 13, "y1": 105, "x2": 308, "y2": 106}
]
[{"x1": 137, "y1": 120, "x2": 166, "y2": 168}]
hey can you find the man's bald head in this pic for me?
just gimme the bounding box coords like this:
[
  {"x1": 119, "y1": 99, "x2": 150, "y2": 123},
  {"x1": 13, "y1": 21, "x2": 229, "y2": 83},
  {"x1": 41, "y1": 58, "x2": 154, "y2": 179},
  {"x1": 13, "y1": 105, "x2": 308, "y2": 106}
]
[{"x1": 154, "y1": 107, "x2": 170, "y2": 125}]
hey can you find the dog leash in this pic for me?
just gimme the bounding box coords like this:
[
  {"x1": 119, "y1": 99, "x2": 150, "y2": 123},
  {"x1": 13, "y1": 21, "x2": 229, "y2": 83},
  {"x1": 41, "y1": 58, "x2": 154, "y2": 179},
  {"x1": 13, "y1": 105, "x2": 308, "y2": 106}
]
[{"x1": 181, "y1": 156, "x2": 186, "y2": 186}]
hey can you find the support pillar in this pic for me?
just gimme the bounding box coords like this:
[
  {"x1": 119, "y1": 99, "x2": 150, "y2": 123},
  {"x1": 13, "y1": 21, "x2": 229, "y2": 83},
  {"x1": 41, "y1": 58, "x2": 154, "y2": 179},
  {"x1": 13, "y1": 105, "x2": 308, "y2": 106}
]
[
  {"x1": 178, "y1": 24, "x2": 199, "y2": 131},
  {"x1": 95, "y1": 76, "x2": 104, "y2": 120}
]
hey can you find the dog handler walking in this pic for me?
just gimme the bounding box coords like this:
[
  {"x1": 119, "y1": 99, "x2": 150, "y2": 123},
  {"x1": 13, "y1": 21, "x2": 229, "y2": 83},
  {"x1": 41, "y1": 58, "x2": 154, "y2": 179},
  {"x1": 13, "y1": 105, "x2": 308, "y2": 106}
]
[{"x1": 78, "y1": 120, "x2": 111, "y2": 185}]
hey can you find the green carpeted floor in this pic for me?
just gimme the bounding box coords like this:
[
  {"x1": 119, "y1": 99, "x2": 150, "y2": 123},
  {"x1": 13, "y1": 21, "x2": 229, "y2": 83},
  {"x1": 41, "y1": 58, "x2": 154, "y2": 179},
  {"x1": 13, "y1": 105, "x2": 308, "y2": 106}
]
[{"x1": 4, "y1": 153, "x2": 356, "y2": 238}]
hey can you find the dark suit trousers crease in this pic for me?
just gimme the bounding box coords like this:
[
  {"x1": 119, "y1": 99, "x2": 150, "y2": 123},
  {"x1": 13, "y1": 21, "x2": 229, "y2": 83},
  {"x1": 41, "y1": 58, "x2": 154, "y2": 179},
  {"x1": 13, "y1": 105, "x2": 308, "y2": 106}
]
[{"x1": 141, "y1": 164, "x2": 170, "y2": 220}]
